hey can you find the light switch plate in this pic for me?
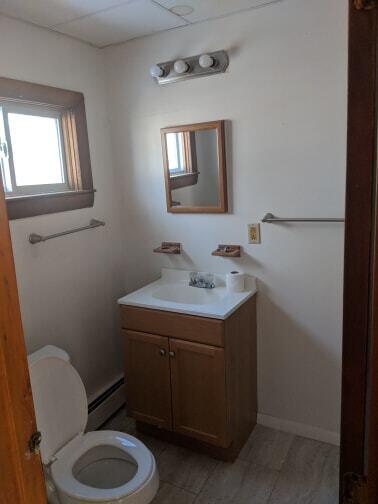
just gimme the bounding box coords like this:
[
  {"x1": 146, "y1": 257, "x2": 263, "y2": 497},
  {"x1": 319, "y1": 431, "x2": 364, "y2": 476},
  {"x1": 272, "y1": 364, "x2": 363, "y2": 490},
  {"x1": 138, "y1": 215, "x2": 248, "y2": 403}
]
[{"x1": 248, "y1": 223, "x2": 261, "y2": 244}]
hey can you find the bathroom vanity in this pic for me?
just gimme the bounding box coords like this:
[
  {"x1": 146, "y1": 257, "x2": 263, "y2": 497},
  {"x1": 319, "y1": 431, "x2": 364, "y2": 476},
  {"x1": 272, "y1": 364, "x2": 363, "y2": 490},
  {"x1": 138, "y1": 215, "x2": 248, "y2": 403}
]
[{"x1": 118, "y1": 269, "x2": 257, "y2": 461}]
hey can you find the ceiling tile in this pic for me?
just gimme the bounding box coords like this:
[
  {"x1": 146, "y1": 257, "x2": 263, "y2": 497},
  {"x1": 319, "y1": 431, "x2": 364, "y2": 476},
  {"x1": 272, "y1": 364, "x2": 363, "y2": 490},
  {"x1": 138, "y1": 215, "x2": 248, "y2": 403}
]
[
  {"x1": 54, "y1": 0, "x2": 187, "y2": 47},
  {"x1": 0, "y1": 0, "x2": 132, "y2": 27},
  {"x1": 154, "y1": 0, "x2": 279, "y2": 23}
]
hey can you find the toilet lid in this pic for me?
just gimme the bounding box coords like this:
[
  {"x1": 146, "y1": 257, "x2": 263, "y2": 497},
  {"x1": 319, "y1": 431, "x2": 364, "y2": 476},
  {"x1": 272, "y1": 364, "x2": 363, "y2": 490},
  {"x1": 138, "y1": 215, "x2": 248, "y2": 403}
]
[{"x1": 28, "y1": 356, "x2": 88, "y2": 464}]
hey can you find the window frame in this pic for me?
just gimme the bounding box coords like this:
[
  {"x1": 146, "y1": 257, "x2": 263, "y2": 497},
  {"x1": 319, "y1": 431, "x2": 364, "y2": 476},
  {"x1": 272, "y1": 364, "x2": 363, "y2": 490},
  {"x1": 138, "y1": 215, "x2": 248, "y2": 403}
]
[
  {"x1": 0, "y1": 102, "x2": 70, "y2": 196},
  {"x1": 166, "y1": 132, "x2": 185, "y2": 175},
  {"x1": 167, "y1": 131, "x2": 198, "y2": 177},
  {"x1": 165, "y1": 130, "x2": 199, "y2": 191},
  {"x1": 0, "y1": 77, "x2": 94, "y2": 220}
]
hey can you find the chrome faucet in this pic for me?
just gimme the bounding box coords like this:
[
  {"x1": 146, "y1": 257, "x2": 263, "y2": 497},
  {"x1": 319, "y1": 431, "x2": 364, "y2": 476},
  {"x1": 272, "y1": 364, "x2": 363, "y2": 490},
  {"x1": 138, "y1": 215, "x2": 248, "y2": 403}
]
[{"x1": 189, "y1": 272, "x2": 215, "y2": 289}]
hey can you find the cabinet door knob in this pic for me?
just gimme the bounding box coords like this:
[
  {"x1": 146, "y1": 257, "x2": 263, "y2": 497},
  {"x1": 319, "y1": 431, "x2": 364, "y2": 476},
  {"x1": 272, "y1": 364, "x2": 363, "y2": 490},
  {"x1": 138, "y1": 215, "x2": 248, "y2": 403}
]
[
  {"x1": 159, "y1": 348, "x2": 166, "y2": 356},
  {"x1": 169, "y1": 351, "x2": 175, "y2": 358}
]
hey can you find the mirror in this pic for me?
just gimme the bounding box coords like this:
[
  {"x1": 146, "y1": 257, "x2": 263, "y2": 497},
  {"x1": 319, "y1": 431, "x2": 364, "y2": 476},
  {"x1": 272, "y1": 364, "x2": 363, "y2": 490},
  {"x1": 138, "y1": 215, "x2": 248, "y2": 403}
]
[{"x1": 161, "y1": 120, "x2": 227, "y2": 213}]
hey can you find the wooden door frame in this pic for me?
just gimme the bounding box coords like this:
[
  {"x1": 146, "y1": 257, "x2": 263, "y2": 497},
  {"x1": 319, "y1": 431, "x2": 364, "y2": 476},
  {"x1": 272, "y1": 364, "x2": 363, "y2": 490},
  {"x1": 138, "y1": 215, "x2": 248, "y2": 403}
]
[
  {"x1": 0, "y1": 180, "x2": 46, "y2": 502},
  {"x1": 340, "y1": 1, "x2": 378, "y2": 502}
]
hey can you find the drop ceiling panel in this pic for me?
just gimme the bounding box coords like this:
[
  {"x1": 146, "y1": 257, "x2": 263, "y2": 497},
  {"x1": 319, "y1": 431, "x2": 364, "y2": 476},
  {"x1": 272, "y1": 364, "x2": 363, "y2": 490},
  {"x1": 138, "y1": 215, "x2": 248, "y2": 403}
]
[
  {"x1": 54, "y1": 0, "x2": 187, "y2": 47},
  {"x1": 154, "y1": 0, "x2": 278, "y2": 23},
  {"x1": 0, "y1": 0, "x2": 130, "y2": 27},
  {"x1": 0, "y1": 0, "x2": 282, "y2": 47}
]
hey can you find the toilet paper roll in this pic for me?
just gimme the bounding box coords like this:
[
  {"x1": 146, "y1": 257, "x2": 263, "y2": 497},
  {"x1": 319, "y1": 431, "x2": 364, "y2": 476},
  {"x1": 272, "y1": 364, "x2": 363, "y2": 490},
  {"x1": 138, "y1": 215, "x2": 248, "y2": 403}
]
[{"x1": 226, "y1": 271, "x2": 245, "y2": 292}]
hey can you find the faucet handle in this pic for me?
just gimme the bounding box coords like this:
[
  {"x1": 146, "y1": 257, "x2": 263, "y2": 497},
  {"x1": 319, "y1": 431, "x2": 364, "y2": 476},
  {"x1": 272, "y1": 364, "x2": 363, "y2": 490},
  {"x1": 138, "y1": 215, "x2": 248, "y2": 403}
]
[
  {"x1": 189, "y1": 272, "x2": 198, "y2": 285},
  {"x1": 204, "y1": 273, "x2": 214, "y2": 283}
]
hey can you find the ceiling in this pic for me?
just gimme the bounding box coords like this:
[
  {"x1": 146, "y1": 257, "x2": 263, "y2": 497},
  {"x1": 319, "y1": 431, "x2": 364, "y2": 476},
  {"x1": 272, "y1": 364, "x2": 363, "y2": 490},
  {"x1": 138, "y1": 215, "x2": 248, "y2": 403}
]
[{"x1": 0, "y1": 0, "x2": 282, "y2": 48}]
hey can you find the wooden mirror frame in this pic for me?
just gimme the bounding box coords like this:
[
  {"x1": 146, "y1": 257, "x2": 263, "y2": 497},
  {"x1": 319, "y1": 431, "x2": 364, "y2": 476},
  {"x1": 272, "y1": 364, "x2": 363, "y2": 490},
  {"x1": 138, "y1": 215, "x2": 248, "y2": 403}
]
[{"x1": 161, "y1": 120, "x2": 228, "y2": 213}]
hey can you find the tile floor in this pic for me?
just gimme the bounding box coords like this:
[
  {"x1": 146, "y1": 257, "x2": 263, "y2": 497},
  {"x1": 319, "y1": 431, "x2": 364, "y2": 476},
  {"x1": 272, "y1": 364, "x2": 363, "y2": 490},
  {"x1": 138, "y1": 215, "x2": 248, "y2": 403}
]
[{"x1": 102, "y1": 407, "x2": 339, "y2": 503}]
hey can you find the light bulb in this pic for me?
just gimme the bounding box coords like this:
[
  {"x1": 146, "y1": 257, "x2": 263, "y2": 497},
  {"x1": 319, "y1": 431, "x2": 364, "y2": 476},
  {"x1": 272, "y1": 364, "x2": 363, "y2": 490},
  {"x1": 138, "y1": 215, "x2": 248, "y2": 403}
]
[
  {"x1": 199, "y1": 54, "x2": 215, "y2": 69},
  {"x1": 149, "y1": 64, "x2": 165, "y2": 78},
  {"x1": 174, "y1": 60, "x2": 189, "y2": 74}
]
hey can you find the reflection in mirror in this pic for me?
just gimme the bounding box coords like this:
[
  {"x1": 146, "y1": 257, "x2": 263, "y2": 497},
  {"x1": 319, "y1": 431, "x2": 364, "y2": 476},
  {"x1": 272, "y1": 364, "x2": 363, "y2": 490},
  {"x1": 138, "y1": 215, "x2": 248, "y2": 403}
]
[
  {"x1": 161, "y1": 121, "x2": 227, "y2": 213},
  {"x1": 166, "y1": 132, "x2": 187, "y2": 175}
]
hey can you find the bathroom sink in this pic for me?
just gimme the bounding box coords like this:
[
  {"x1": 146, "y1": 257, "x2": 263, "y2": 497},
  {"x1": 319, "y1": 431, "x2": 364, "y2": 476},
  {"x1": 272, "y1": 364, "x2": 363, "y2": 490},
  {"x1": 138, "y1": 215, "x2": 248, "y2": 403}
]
[
  {"x1": 152, "y1": 285, "x2": 224, "y2": 305},
  {"x1": 118, "y1": 269, "x2": 257, "y2": 320}
]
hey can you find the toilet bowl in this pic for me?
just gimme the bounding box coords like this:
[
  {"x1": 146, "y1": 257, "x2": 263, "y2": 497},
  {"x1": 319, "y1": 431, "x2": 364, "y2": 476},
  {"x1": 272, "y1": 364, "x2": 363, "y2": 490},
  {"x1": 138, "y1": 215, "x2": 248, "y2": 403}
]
[{"x1": 28, "y1": 345, "x2": 159, "y2": 504}]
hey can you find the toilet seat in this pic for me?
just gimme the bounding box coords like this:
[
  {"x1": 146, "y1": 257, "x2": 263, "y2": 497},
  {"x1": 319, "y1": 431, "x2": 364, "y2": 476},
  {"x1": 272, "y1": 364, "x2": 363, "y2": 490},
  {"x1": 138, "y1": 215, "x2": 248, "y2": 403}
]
[
  {"x1": 51, "y1": 430, "x2": 156, "y2": 502},
  {"x1": 28, "y1": 346, "x2": 159, "y2": 504}
]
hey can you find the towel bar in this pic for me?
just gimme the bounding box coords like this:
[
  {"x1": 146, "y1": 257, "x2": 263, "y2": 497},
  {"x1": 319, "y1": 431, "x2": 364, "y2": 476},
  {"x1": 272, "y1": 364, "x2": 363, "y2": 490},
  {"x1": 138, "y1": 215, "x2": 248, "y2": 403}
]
[
  {"x1": 29, "y1": 219, "x2": 105, "y2": 244},
  {"x1": 262, "y1": 213, "x2": 344, "y2": 223}
]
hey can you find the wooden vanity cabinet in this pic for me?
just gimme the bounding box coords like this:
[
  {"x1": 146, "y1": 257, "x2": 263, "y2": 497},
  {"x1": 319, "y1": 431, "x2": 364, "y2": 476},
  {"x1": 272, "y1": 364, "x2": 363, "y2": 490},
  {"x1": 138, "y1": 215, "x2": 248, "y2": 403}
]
[
  {"x1": 123, "y1": 331, "x2": 172, "y2": 430},
  {"x1": 121, "y1": 295, "x2": 257, "y2": 461},
  {"x1": 170, "y1": 338, "x2": 229, "y2": 447}
]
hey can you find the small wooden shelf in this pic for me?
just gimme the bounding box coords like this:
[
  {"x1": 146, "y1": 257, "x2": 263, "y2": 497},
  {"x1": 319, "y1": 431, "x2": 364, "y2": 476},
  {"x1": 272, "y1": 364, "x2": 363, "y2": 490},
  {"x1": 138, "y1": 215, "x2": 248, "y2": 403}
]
[
  {"x1": 154, "y1": 242, "x2": 181, "y2": 254},
  {"x1": 212, "y1": 245, "x2": 241, "y2": 258}
]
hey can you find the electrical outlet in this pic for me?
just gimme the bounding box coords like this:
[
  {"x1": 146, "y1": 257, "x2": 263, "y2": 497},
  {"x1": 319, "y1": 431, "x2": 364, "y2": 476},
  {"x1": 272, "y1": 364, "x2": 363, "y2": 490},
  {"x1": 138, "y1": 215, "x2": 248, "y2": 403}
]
[{"x1": 248, "y1": 223, "x2": 261, "y2": 244}]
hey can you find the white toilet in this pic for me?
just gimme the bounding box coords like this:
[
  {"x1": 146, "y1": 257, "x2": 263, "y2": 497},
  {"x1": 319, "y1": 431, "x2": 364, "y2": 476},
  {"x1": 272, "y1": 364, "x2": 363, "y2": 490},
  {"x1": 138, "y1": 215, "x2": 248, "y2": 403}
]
[{"x1": 28, "y1": 345, "x2": 159, "y2": 504}]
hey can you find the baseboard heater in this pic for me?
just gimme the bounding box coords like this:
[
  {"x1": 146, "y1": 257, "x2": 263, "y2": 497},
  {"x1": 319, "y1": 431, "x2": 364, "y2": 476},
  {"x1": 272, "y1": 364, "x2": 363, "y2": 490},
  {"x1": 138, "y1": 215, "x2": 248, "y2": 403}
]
[{"x1": 86, "y1": 376, "x2": 126, "y2": 432}]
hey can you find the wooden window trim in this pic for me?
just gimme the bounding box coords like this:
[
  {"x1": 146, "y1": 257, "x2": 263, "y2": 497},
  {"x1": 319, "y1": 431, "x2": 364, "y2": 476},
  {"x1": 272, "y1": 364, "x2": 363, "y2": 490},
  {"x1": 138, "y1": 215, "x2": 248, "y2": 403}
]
[
  {"x1": 169, "y1": 172, "x2": 199, "y2": 191},
  {"x1": 182, "y1": 131, "x2": 198, "y2": 175},
  {"x1": 0, "y1": 77, "x2": 94, "y2": 220}
]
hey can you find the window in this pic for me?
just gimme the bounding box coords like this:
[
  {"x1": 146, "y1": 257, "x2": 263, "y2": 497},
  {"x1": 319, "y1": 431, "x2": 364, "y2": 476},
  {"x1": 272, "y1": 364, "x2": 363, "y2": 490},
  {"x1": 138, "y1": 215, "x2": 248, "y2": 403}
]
[
  {"x1": 166, "y1": 131, "x2": 198, "y2": 178},
  {"x1": 164, "y1": 130, "x2": 199, "y2": 192},
  {"x1": 166, "y1": 132, "x2": 186, "y2": 174},
  {"x1": 0, "y1": 104, "x2": 68, "y2": 195},
  {"x1": 0, "y1": 77, "x2": 94, "y2": 219}
]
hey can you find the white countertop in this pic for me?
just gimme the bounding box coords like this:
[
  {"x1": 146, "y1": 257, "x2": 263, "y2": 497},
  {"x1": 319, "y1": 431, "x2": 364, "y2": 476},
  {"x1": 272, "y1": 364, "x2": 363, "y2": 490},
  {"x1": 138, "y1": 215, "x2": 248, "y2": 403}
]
[{"x1": 118, "y1": 268, "x2": 257, "y2": 320}]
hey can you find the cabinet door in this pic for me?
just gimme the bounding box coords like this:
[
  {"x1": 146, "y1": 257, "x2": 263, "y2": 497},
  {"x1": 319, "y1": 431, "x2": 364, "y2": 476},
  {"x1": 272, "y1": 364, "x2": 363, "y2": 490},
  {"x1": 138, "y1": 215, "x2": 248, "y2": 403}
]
[
  {"x1": 170, "y1": 338, "x2": 230, "y2": 447},
  {"x1": 123, "y1": 330, "x2": 172, "y2": 429}
]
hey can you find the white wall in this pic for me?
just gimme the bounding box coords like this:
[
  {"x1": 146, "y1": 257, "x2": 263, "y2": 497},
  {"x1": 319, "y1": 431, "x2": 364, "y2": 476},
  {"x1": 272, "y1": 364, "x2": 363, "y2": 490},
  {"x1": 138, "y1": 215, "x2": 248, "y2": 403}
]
[
  {"x1": 0, "y1": 16, "x2": 125, "y2": 400},
  {"x1": 105, "y1": 0, "x2": 347, "y2": 438}
]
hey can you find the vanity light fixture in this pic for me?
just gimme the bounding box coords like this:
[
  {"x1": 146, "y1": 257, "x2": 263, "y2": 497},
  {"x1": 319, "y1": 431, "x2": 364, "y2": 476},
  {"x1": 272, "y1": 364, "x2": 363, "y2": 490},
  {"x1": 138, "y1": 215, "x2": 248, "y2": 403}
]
[{"x1": 149, "y1": 50, "x2": 229, "y2": 85}]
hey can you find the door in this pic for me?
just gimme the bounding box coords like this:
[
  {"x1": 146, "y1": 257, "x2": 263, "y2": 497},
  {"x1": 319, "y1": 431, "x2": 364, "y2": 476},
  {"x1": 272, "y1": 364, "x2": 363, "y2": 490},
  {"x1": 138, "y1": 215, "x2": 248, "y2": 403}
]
[
  {"x1": 340, "y1": 1, "x2": 378, "y2": 502},
  {"x1": 169, "y1": 338, "x2": 230, "y2": 447},
  {"x1": 123, "y1": 330, "x2": 172, "y2": 429},
  {"x1": 0, "y1": 183, "x2": 46, "y2": 503}
]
